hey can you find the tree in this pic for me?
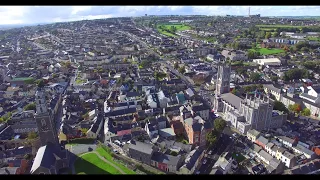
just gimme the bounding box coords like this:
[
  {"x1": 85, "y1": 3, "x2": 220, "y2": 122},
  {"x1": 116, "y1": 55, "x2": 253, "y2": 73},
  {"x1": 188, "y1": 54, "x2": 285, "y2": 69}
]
[
  {"x1": 247, "y1": 51, "x2": 255, "y2": 59},
  {"x1": 206, "y1": 130, "x2": 218, "y2": 147},
  {"x1": 178, "y1": 66, "x2": 186, "y2": 74},
  {"x1": 27, "y1": 131, "x2": 38, "y2": 139},
  {"x1": 271, "y1": 76, "x2": 279, "y2": 83},
  {"x1": 214, "y1": 118, "x2": 227, "y2": 133},
  {"x1": 236, "y1": 67, "x2": 247, "y2": 75},
  {"x1": 82, "y1": 112, "x2": 89, "y2": 120},
  {"x1": 36, "y1": 79, "x2": 45, "y2": 88},
  {"x1": 289, "y1": 103, "x2": 302, "y2": 113},
  {"x1": 174, "y1": 62, "x2": 179, "y2": 69},
  {"x1": 250, "y1": 72, "x2": 261, "y2": 82},
  {"x1": 81, "y1": 128, "x2": 88, "y2": 136},
  {"x1": 301, "y1": 108, "x2": 311, "y2": 116},
  {"x1": 52, "y1": 73, "x2": 58, "y2": 78},
  {"x1": 231, "y1": 88, "x2": 237, "y2": 95},
  {"x1": 123, "y1": 58, "x2": 128, "y2": 63},
  {"x1": 265, "y1": 32, "x2": 271, "y2": 39},
  {"x1": 24, "y1": 102, "x2": 36, "y2": 111},
  {"x1": 273, "y1": 101, "x2": 288, "y2": 113}
]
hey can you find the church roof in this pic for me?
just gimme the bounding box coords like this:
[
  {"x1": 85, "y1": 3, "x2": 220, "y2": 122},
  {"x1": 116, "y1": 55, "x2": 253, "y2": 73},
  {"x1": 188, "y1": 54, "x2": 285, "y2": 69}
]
[
  {"x1": 220, "y1": 93, "x2": 243, "y2": 110},
  {"x1": 30, "y1": 143, "x2": 62, "y2": 173}
]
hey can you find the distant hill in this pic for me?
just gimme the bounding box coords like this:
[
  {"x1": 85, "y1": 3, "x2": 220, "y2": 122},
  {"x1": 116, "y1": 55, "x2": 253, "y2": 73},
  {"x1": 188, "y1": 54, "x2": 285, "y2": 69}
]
[{"x1": 0, "y1": 23, "x2": 49, "y2": 30}]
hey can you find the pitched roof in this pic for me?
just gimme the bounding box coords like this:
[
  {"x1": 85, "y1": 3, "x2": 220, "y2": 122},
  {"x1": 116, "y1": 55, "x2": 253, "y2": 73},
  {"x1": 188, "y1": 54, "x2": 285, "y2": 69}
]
[
  {"x1": 247, "y1": 129, "x2": 261, "y2": 137},
  {"x1": 129, "y1": 141, "x2": 154, "y2": 155},
  {"x1": 30, "y1": 143, "x2": 62, "y2": 173},
  {"x1": 256, "y1": 136, "x2": 269, "y2": 145},
  {"x1": 220, "y1": 93, "x2": 243, "y2": 109},
  {"x1": 151, "y1": 152, "x2": 182, "y2": 166}
]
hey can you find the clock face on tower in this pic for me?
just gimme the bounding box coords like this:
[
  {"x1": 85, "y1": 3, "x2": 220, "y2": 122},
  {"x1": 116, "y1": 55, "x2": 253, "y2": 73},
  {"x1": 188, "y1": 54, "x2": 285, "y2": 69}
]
[{"x1": 40, "y1": 119, "x2": 49, "y2": 131}]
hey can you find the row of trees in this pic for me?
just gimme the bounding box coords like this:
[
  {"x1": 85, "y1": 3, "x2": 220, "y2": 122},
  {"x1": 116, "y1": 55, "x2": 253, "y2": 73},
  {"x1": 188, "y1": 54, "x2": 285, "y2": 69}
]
[{"x1": 288, "y1": 103, "x2": 311, "y2": 116}]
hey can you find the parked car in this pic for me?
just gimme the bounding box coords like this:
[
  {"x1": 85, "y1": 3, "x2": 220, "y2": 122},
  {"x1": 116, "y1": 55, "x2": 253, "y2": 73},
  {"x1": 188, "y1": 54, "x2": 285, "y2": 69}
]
[{"x1": 208, "y1": 150, "x2": 212, "y2": 155}]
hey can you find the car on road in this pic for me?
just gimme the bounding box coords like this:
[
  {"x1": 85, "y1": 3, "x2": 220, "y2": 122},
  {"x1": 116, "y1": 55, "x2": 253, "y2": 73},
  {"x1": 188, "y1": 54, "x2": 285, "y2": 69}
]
[
  {"x1": 232, "y1": 133, "x2": 239, "y2": 138},
  {"x1": 208, "y1": 150, "x2": 212, "y2": 155},
  {"x1": 203, "y1": 158, "x2": 207, "y2": 164},
  {"x1": 195, "y1": 171, "x2": 200, "y2": 175}
]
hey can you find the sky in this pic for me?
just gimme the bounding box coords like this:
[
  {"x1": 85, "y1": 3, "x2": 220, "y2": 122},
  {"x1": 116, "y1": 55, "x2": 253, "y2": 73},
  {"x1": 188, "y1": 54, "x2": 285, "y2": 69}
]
[{"x1": 0, "y1": 6, "x2": 320, "y2": 25}]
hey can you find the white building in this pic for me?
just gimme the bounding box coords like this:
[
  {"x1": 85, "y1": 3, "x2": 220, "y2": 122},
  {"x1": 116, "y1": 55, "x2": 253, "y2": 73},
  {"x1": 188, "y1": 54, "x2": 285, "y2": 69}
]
[{"x1": 253, "y1": 58, "x2": 281, "y2": 66}]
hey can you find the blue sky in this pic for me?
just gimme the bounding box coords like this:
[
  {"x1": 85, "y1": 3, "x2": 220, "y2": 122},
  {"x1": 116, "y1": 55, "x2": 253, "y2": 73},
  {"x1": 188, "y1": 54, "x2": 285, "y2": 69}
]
[{"x1": 0, "y1": 6, "x2": 320, "y2": 25}]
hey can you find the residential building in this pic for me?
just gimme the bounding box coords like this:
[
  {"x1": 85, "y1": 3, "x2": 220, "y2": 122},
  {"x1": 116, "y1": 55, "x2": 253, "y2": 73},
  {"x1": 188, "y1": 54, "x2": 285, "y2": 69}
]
[
  {"x1": 151, "y1": 152, "x2": 184, "y2": 173},
  {"x1": 247, "y1": 129, "x2": 261, "y2": 143},
  {"x1": 128, "y1": 140, "x2": 155, "y2": 165}
]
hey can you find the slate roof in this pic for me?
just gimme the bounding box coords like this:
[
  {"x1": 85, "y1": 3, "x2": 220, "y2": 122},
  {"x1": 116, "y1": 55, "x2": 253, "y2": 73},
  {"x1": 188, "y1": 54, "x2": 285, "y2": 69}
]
[
  {"x1": 192, "y1": 104, "x2": 209, "y2": 112},
  {"x1": 129, "y1": 141, "x2": 154, "y2": 155},
  {"x1": 105, "y1": 107, "x2": 137, "y2": 117},
  {"x1": 220, "y1": 93, "x2": 243, "y2": 109},
  {"x1": 184, "y1": 147, "x2": 203, "y2": 170},
  {"x1": 263, "y1": 84, "x2": 281, "y2": 93},
  {"x1": 30, "y1": 143, "x2": 63, "y2": 173},
  {"x1": 258, "y1": 150, "x2": 273, "y2": 162},
  {"x1": 256, "y1": 136, "x2": 269, "y2": 145},
  {"x1": 278, "y1": 136, "x2": 296, "y2": 144},
  {"x1": 247, "y1": 129, "x2": 261, "y2": 137},
  {"x1": 151, "y1": 152, "x2": 182, "y2": 166}
]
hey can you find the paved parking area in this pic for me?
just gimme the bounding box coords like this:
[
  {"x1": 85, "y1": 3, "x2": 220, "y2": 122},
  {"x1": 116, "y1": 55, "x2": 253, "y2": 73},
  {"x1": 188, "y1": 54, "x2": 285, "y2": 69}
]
[{"x1": 68, "y1": 144, "x2": 97, "y2": 155}]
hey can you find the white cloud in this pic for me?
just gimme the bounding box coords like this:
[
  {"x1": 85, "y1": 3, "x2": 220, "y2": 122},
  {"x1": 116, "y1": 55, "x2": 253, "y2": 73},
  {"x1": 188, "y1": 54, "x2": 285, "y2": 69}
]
[
  {"x1": 0, "y1": 6, "x2": 319, "y2": 25},
  {"x1": 71, "y1": 6, "x2": 92, "y2": 15}
]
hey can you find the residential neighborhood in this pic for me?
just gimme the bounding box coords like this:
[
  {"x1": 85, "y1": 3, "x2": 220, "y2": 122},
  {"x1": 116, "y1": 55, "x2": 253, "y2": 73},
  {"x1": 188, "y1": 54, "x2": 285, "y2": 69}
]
[{"x1": 0, "y1": 6, "x2": 320, "y2": 175}]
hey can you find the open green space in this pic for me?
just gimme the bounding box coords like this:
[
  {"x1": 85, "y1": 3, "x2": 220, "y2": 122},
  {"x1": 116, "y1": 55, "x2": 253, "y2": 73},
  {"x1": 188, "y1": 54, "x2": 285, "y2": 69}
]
[
  {"x1": 157, "y1": 24, "x2": 191, "y2": 37},
  {"x1": 96, "y1": 147, "x2": 136, "y2": 174},
  {"x1": 74, "y1": 145, "x2": 136, "y2": 174},
  {"x1": 249, "y1": 45, "x2": 284, "y2": 55},
  {"x1": 307, "y1": 37, "x2": 320, "y2": 41},
  {"x1": 75, "y1": 79, "x2": 86, "y2": 84},
  {"x1": 75, "y1": 153, "x2": 121, "y2": 174},
  {"x1": 232, "y1": 152, "x2": 246, "y2": 163}
]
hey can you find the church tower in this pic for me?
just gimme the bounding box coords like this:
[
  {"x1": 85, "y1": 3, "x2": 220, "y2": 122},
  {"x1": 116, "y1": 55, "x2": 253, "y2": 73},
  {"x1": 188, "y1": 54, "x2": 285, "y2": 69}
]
[
  {"x1": 213, "y1": 62, "x2": 231, "y2": 112},
  {"x1": 215, "y1": 62, "x2": 231, "y2": 96},
  {"x1": 34, "y1": 88, "x2": 59, "y2": 147}
]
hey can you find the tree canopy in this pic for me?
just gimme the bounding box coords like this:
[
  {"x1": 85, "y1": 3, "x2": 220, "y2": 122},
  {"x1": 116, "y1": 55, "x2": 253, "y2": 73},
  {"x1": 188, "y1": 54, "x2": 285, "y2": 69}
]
[
  {"x1": 214, "y1": 118, "x2": 227, "y2": 133},
  {"x1": 250, "y1": 73, "x2": 261, "y2": 82},
  {"x1": 24, "y1": 102, "x2": 36, "y2": 111},
  {"x1": 301, "y1": 108, "x2": 311, "y2": 116},
  {"x1": 283, "y1": 69, "x2": 309, "y2": 81},
  {"x1": 273, "y1": 101, "x2": 288, "y2": 113},
  {"x1": 206, "y1": 130, "x2": 218, "y2": 147}
]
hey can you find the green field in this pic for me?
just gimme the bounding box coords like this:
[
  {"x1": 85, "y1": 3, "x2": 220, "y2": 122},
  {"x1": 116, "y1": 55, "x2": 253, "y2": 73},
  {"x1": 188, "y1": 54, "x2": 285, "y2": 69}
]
[
  {"x1": 74, "y1": 147, "x2": 136, "y2": 174},
  {"x1": 250, "y1": 45, "x2": 284, "y2": 55},
  {"x1": 307, "y1": 37, "x2": 320, "y2": 41},
  {"x1": 157, "y1": 24, "x2": 191, "y2": 37},
  {"x1": 75, "y1": 153, "x2": 121, "y2": 174},
  {"x1": 96, "y1": 147, "x2": 136, "y2": 174}
]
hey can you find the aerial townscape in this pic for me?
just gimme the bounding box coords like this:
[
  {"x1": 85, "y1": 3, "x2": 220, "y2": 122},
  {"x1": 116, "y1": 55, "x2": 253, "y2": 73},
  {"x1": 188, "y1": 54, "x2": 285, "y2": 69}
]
[{"x1": 1, "y1": 6, "x2": 320, "y2": 175}]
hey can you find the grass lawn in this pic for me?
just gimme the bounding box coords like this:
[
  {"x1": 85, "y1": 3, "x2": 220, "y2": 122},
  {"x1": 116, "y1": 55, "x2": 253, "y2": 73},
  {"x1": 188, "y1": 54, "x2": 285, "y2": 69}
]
[
  {"x1": 96, "y1": 147, "x2": 136, "y2": 174},
  {"x1": 307, "y1": 37, "x2": 320, "y2": 41},
  {"x1": 249, "y1": 47, "x2": 284, "y2": 55},
  {"x1": 157, "y1": 24, "x2": 191, "y2": 37},
  {"x1": 75, "y1": 153, "x2": 121, "y2": 174},
  {"x1": 232, "y1": 152, "x2": 246, "y2": 163},
  {"x1": 75, "y1": 79, "x2": 86, "y2": 84}
]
